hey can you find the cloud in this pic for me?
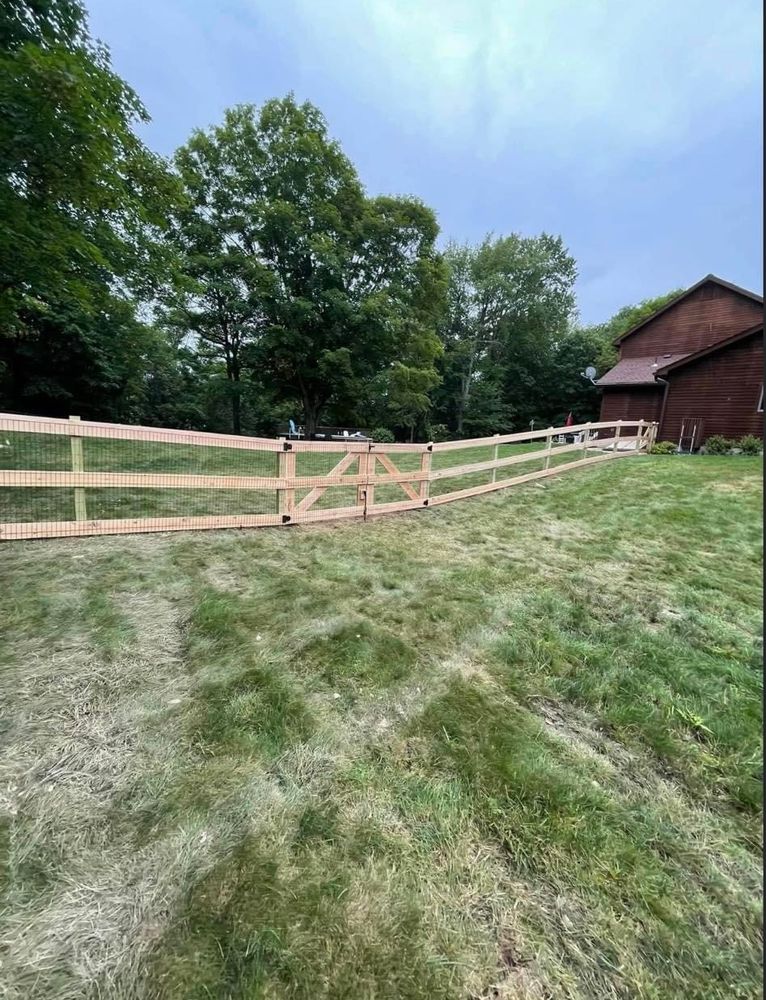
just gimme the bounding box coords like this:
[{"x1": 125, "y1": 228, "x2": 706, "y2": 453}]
[
  {"x1": 86, "y1": 0, "x2": 762, "y2": 323},
  {"x1": 257, "y1": 0, "x2": 762, "y2": 161}
]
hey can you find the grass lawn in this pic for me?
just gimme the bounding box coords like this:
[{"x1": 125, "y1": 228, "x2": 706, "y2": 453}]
[{"x1": 0, "y1": 455, "x2": 761, "y2": 999}]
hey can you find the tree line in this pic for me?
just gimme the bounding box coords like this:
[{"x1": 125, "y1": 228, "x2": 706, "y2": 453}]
[{"x1": 0, "y1": 1, "x2": 679, "y2": 440}]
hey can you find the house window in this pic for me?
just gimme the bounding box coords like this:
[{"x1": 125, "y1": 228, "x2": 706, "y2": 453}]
[{"x1": 758, "y1": 385, "x2": 764, "y2": 413}]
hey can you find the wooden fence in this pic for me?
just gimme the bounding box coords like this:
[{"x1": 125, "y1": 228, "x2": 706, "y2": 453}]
[{"x1": 0, "y1": 413, "x2": 657, "y2": 541}]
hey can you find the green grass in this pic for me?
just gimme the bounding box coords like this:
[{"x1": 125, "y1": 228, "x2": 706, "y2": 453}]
[{"x1": 0, "y1": 455, "x2": 761, "y2": 999}]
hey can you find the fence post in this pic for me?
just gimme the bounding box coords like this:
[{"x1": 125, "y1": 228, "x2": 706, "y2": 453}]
[
  {"x1": 69, "y1": 415, "x2": 87, "y2": 522},
  {"x1": 278, "y1": 443, "x2": 296, "y2": 521},
  {"x1": 644, "y1": 420, "x2": 652, "y2": 450},
  {"x1": 582, "y1": 422, "x2": 591, "y2": 458},
  {"x1": 491, "y1": 434, "x2": 500, "y2": 483},
  {"x1": 357, "y1": 448, "x2": 374, "y2": 510},
  {"x1": 614, "y1": 419, "x2": 622, "y2": 452},
  {"x1": 420, "y1": 445, "x2": 433, "y2": 503},
  {"x1": 544, "y1": 427, "x2": 554, "y2": 469}
]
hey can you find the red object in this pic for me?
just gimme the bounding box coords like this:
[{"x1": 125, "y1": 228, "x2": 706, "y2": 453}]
[{"x1": 564, "y1": 412, "x2": 573, "y2": 426}]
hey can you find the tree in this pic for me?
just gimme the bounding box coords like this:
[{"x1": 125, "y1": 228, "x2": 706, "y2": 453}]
[
  {"x1": 171, "y1": 98, "x2": 445, "y2": 436},
  {"x1": 434, "y1": 234, "x2": 577, "y2": 435},
  {"x1": 0, "y1": 290, "x2": 160, "y2": 419},
  {"x1": 0, "y1": 0, "x2": 179, "y2": 415},
  {"x1": 535, "y1": 325, "x2": 606, "y2": 426},
  {"x1": 168, "y1": 116, "x2": 274, "y2": 434}
]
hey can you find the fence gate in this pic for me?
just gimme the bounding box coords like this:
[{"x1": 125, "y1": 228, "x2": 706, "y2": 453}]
[{"x1": 0, "y1": 414, "x2": 656, "y2": 541}]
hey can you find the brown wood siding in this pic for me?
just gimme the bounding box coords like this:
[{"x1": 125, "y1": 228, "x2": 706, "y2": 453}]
[
  {"x1": 620, "y1": 282, "x2": 763, "y2": 359},
  {"x1": 599, "y1": 386, "x2": 663, "y2": 424},
  {"x1": 660, "y1": 331, "x2": 764, "y2": 444}
]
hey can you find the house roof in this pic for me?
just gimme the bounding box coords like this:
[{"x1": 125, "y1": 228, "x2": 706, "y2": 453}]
[
  {"x1": 597, "y1": 323, "x2": 764, "y2": 387},
  {"x1": 612, "y1": 274, "x2": 764, "y2": 346},
  {"x1": 655, "y1": 322, "x2": 764, "y2": 375},
  {"x1": 596, "y1": 353, "x2": 691, "y2": 386}
]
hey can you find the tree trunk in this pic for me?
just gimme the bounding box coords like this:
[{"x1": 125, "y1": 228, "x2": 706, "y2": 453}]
[
  {"x1": 227, "y1": 354, "x2": 241, "y2": 436},
  {"x1": 230, "y1": 384, "x2": 241, "y2": 436},
  {"x1": 456, "y1": 342, "x2": 477, "y2": 436},
  {"x1": 456, "y1": 372, "x2": 470, "y2": 435},
  {"x1": 302, "y1": 393, "x2": 321, "y2": 439}
]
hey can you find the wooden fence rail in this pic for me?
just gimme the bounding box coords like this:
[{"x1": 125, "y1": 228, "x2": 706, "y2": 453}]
[{"x1": 0, "y1": 413, "x2": 657, "y2": 541}]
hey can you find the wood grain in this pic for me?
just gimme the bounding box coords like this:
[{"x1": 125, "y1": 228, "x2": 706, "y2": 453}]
[
  {"x1": 374, "y1": 453, "x2": 420, "y2": 500},
  {"x1": 69, "y1": 415, "x2": 87, "y2": 522},
  {"x1": 295, "y1": 451, "x2": 360, "y2": 513},
  {"x1": 0, "y1": 415, "x2": 656, "y2": 541},
  {"x1": 428, "y1": 450, "x2": 636, "y2": 507},
  {"x1": 278, "y1": 449, "x2": 296, "y2": 517},
  {"x1": 430, "y1": 419, "x2": 625, "y2": 452}
]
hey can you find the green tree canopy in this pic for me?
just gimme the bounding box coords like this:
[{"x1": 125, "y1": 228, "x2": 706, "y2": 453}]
[
  {"x1": 170, "y1": 98, "x2": 445, "y2": 435},
  {"x1": 434, "y1": 234, "x2": 577, "y2": 435},
  {"x1": 0, "y1": 0, "x2": 179, "y2": 416},
  {"x1": 0, "y1": 0, "x2": 177, "y2": 319}
]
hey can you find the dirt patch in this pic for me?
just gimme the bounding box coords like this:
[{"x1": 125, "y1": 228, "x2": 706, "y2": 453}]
[
  {"x1": 536, "y1": 699, "x2": 632, "y2": 770},
  {"x1": 534, "y1": 699, "x2": 697, "y2": 808}
]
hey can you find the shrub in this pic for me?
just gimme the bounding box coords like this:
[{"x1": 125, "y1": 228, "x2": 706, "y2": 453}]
[
  {"x1": 738, "y1": 435, "x2": 762, "y2": 456},
  {"x1": 650, "y1": 440, "x2": 677, "y2": 455},
  {"x1": 428, "y1": 423, "x2": 451, "y2": 442},
  {"x1": 370, "y1": 427, "x2": 395, "y2": 443},
  {"x1": 705, "y1": 435, "x2": 734, "y2": 455}
]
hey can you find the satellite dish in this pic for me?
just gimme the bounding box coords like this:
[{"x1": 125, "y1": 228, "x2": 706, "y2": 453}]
[{"x1": 585, "y1": 365, "x2": 597, "y2": 380}]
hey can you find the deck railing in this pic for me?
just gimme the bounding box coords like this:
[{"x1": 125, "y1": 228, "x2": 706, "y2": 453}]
[{"x1": 0, "y1": 413, "x2": 657, "y2": 540}]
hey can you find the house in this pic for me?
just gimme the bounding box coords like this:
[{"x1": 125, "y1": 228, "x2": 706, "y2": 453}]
[{"x1": 597, "y1": 275, "x2": 764, "y2": 448}]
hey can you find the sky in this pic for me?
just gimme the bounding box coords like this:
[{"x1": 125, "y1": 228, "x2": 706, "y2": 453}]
[{"x1": 87, "y1": 0, "x2": 763, "y2": 324}]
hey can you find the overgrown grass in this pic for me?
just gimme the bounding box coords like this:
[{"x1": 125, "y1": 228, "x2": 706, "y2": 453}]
[{"x1": 0, "y1": 455, "x2": 761, "y2": 999}]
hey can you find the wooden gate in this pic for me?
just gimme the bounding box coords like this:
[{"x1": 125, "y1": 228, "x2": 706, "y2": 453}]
[{"x1": 0, "y1": 414, "x2": 656, "y2": 540}]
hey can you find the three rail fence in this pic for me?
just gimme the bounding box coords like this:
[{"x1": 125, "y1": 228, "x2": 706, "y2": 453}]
[{"x1": 0, "y1": 413, "x2": 657, "y2": 541}]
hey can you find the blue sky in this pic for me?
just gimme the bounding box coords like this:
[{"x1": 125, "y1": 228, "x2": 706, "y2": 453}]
[{"x1": 87, "y1": 0, "x2": 762, "y2": 324}]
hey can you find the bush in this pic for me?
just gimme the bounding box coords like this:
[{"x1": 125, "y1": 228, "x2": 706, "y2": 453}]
[
  {"x1": 650, "y1": 440, "x2": 677, "y2": 455},
  {"x1": 738, "y1": 435, "x2": 762, "y2": 456},
  {"x1": 370, "y1": 427, "x2": 395, "y2": 443},
  {"x1": 428, "y1": 423, "x2": 451, "y2": 443},
  {"x1": 705, "y1": 435, "x2": 734, "y2": 455}
]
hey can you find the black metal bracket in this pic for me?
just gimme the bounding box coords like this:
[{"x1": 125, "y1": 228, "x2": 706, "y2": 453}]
[
  {"x1": 282, "y1": 441, "x2": 293, "y2": 451},
  {"x1": 282, "y1": 514, "x2": 291, "y2": 523},
  {"x1": 423, "y1": 499, "x2": 429, "y2": 506},
  {"x1": 427, "y1": 443, "x2": 433, "y2": 452}
]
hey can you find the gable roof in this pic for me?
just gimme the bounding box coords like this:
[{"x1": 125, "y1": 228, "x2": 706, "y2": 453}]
[
  {"x1": 655, "y1": 322, "x2": 764, "y2": 375},
  {"x1": 596, "y1": 353, "x2": 690, "y2": 386},
  {"x1": 612, "y1": 274, "x2": 764, "y2": 346},
  {"x1": 597, "y1": 322, "x2": 763, "y2": 387}
]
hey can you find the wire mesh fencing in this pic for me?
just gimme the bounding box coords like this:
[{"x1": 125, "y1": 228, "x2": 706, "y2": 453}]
[{"x1": 0, "y1": 413, "x2": 656, "y2": 541}]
